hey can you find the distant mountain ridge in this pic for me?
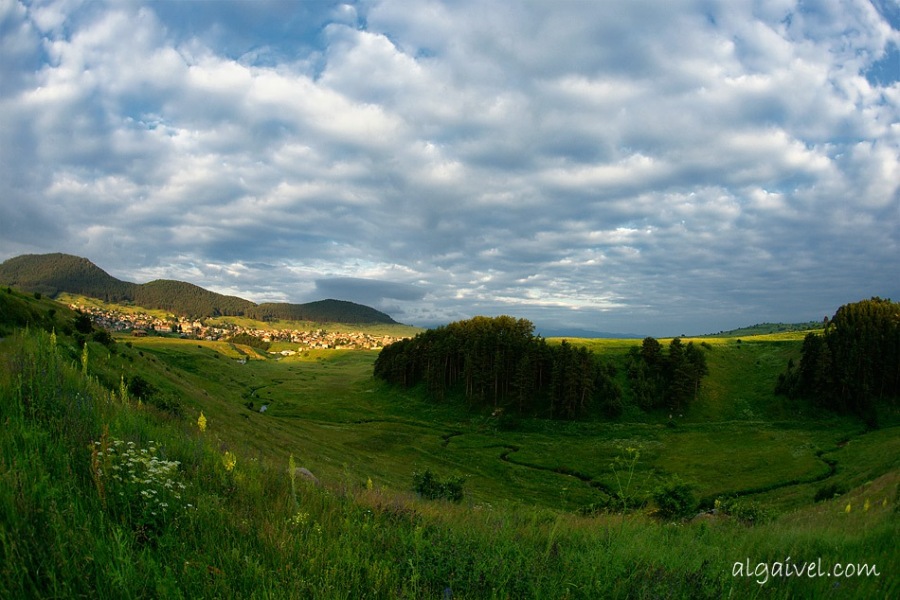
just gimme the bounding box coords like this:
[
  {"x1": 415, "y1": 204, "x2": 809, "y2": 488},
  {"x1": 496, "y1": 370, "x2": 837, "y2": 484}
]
[
  {"x1": 0, "y1": 253, "x2": 398, "y2": 324},
  {"x1": 703, "y1": 321, "x2": 825, "y2": 337}
]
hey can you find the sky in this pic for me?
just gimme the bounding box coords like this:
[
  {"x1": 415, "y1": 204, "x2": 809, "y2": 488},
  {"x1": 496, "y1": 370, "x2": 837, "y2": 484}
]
[{"x1": 1, "y1": 0, "x2": 898, "y2": 336}]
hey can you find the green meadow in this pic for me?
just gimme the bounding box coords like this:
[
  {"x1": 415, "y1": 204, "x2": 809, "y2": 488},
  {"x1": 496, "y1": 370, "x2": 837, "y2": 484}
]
[{"x1": 1, "y1": 289, "x2": 897, "y2": 598}]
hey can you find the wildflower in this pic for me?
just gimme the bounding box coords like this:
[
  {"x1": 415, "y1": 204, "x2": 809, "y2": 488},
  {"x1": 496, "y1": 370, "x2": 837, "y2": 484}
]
[
  {"x1": 845, "y1": 502, "x2": 851, "y2": 514},
  {"x1": 864, "y1": 498, "x2": 870, "y2": 512},
  {"x1": 366, "y1": 477, "x2": 374, "y2": 490},
  {"x1": 222, "y1": 451, "x2": 237, "y2": 472},
  {"x1": 197, "y1": 412, "x2": 207, "y2": 433},
  {"x1": 883, "y1": 498, "x2": 888, "y2": 508}
]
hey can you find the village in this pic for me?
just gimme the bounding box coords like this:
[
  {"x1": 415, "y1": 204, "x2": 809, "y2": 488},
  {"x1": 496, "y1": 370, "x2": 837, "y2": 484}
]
[{"x1": 70, "y1": 303, "x2": 410, "y2": 350}]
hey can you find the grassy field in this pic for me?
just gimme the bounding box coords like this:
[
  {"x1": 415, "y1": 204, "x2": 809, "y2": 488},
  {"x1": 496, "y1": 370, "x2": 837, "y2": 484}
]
[
  {"x1": 116, "y1": 332, "x2": 887, "y2": 514},
  {"x1": 1, "y1": 290, "x2": 897, "y2": 598}
]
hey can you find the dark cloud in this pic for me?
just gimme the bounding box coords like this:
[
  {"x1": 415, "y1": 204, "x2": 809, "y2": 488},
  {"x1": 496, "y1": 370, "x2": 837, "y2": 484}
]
[{"x1": 315, "y1": 277, "x2": 425, "y2": 301}]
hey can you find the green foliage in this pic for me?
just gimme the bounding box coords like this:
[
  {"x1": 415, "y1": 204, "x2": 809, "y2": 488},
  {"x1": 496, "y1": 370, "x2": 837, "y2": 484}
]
[
  {"x1": 73, "y1": 311, "x2": 94, "y2": 334},
  {"x1": 777, "y1": 297, "x2": 900, "y2": 419},
  {"x1": 0, "y1": 252, "x2": 133, "y2": 300},
  {"x1": 133, "y1": 279, "x2": 256, "y2": 318},
  {"x1": 814, "y1": 482, "x2": 849, "y2": 502},
  {"x1": 0, "y1": 286, "x2": 75, "y2": 336},
  {"x1": 374, "y1": 316, "x2": 621, "y2": 419},
  {"x1": 627, "y1": 336, "x2": 709, "y2": 412},
  {"x1": 709, "y1": 321, "x2": 825, "y2": 337},
  {"x1": 1, "y1": 298, "x2": 897, "y2": 598},
  {"x1": 255, "y1": 299, "x2": 397, "y2": 324},
  {"x1": 227, "y1": 332, "x2": 271, "y2": 351},
  {"x1": 91, "y1": 328, "x2": 115, "y2": 347},
  {"x1": 610, "y1": 446, "x2": 645, "y2": 512},
  {"x1": 714, "y1": 496, "x2": 772, "y2": 525},
  {"x1": 652, "y1": 476, "x2": 698, "y2": 520},
  {"x1": 412, "y1": 469, "x2": 465, "y2": 502},
  {"x1": 126, "y1": 375, "x2": 156, "y2": 400},
  {"x1": 91, "y1": 434, "x2": 190, "y2": 541}
]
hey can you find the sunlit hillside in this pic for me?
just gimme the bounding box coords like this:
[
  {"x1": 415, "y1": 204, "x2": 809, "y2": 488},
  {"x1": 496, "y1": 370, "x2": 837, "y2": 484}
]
[{"x1": 1, "y1": 288, "x2": 897, "y2": 598}]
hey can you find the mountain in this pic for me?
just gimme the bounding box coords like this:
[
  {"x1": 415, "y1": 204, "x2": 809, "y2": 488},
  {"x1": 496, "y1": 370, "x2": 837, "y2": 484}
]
[
  {"x1": 0, "y1": 253, "x2": 398, "y2": 324},
  {"x1": 536, "y1": 326, "x2": 647, "y2": 339},
  {"x1": 0, "y1": 253, "x2": 134, "y2": 301}
]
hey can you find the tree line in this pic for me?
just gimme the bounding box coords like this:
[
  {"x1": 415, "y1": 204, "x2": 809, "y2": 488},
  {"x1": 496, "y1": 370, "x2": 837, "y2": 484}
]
[
  {"x1": 374, "y1": 316, "x2": 709, "y2": 420},
  {"x1": 626, "y1": 336, "x2": 709, "y2": 413},
  {"x1": 776, "y1": 297, "x2": 900, "y2": 422}
]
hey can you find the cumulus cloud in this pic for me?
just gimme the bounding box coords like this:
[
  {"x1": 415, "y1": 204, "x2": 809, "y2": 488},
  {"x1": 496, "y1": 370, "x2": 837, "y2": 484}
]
[{"x1": 0, "y1": 0, "x2": 898, "y2": 335}]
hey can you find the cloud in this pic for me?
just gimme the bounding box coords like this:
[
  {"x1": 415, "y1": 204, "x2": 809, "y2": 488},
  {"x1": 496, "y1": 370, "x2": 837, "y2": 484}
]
[
  {"x1": 0, "y1": 0, "x2": 898, "y2": 335},
  {"x1": 314, "y1": 277, "x2": 426, "y2": 318}
]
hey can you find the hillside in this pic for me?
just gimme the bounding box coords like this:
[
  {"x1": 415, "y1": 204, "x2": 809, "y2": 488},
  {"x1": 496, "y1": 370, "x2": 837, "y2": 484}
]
[
  {"x1": 0, "y1": 253, "x2": 398, "y2": 324},
  {"x1": 0, "y1": 252, "x2": 134, "y2": 301},
  {"x1": 705, "y1": 321, "x2": 825, "y2": 337},
  {"x1": 0, "y1": 289, "x2": 897, "y2": 598}
]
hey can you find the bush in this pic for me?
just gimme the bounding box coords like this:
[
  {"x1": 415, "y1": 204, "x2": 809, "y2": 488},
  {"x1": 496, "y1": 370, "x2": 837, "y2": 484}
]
[
  {"x1": 813, "y1": 482, "x2": 848, "y2": 502},
  {"x1": 652, "y1": 477, "x2": 697, "y2": 520},
  {"x1": 715, "y1": 497, "x2": 771, "y2": 525},
  {"x1": 127, "y1": 375, "x2": 156, "y2": 400},
  {"x1": 146, "y1": 392, "x2": 183, "y2": 417},
  {"x1": 413, "y1": 469, "x2": 464, "y2": 503},
  {"x1": 74, "y1": 312, "x2": 93, "y2": 334},
  {"x1": 91, "y1": 329, "x2": 115, "y2": 347}
]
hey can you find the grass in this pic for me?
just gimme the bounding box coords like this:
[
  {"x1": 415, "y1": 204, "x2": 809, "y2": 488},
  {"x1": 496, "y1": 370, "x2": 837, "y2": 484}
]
[
  {"x1": 105, "y1": 329, "x2": 895, "y2": 514},
  {"x1": 0, "y1": 290, "x2": 897, "y2": 598}
]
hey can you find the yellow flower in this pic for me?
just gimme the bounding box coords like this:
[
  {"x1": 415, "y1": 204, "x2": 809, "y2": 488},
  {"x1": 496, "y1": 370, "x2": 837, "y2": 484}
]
[
  {"x1": 845, "y1": 502, "x2": 851, "y2": 514},
  {"x1": 883, "y1": 498, "x2": 889, "y2": 509},
  {"x1": 366, "y1": 477, "x2": 374, "y2": 490},
  {"x1": 222, "y1": 451, "x2": 237, "y2": 472},
  {"x1": 197, "y1": 412, "x2": 207, "y2": 433},
  {"x1": 864, "y1": 498, "x2": 870, "y2": 512}
]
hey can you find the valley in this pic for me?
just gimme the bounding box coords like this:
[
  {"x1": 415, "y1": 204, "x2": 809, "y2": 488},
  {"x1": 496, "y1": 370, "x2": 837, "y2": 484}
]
[
  {"x1": 1, "y1": 288, "x2": 897, "y2": 598},
  {"x1": 120, "y1": 332, "x2": 893, "y2": 515}
]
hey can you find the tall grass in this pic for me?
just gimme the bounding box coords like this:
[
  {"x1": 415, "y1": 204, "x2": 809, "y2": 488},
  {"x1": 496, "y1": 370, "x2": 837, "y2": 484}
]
[{"x1": 1, "y1": 327, "x2": 896, "y2": 598}]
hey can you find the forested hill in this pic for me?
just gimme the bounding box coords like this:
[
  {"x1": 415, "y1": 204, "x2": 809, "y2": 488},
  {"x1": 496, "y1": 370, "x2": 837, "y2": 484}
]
[
  {"x1": 0, "y1": 253, "x2": 398, "y2": 324},
  {"x1": 0, "y1": 253, "x2": 134, "y2": 301}
]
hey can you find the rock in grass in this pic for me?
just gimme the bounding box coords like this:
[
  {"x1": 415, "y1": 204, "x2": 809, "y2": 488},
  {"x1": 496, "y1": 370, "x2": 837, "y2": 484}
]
[{"x1": 292, "y1": 467, "x2": 321, "y2": 487}]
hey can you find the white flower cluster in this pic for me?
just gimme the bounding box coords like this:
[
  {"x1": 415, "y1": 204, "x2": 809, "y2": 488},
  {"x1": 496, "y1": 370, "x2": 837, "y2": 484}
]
[{"x1": 94, "y1": 438, "x2": 188, "y2": 522}]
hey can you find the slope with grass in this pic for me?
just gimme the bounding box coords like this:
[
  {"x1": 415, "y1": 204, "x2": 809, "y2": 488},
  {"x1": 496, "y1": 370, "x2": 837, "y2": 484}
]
[{"x1": 0, "y1": 288, "x2": 897, "y2": 598}]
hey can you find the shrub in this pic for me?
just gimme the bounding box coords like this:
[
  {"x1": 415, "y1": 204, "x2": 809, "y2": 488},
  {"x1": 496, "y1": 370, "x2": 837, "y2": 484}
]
[
  {"x1": 127, "y1": 375, "x2": 156, "y2": 400},
  {"x1": 814, "y1": 482, "x2": 848, "y2": 502},
  {"x1": 715, "y1": 497, "x2": 771, "y2": 525},
  {"x1": 413, "y1": 469, "x2": 464, "y2": 503},
  {"x1": 91, "y1": 329, "x2": 115, "y2": 347},
  {"x1": 147, "y1": 391, "x2": 184, "y2": 417},
  {"x1": 652, "y1": 477, "x2": 697, "y2": 520},
  {"x1": 74, "y1": 312, "x2": 93, "y2": 334}
]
